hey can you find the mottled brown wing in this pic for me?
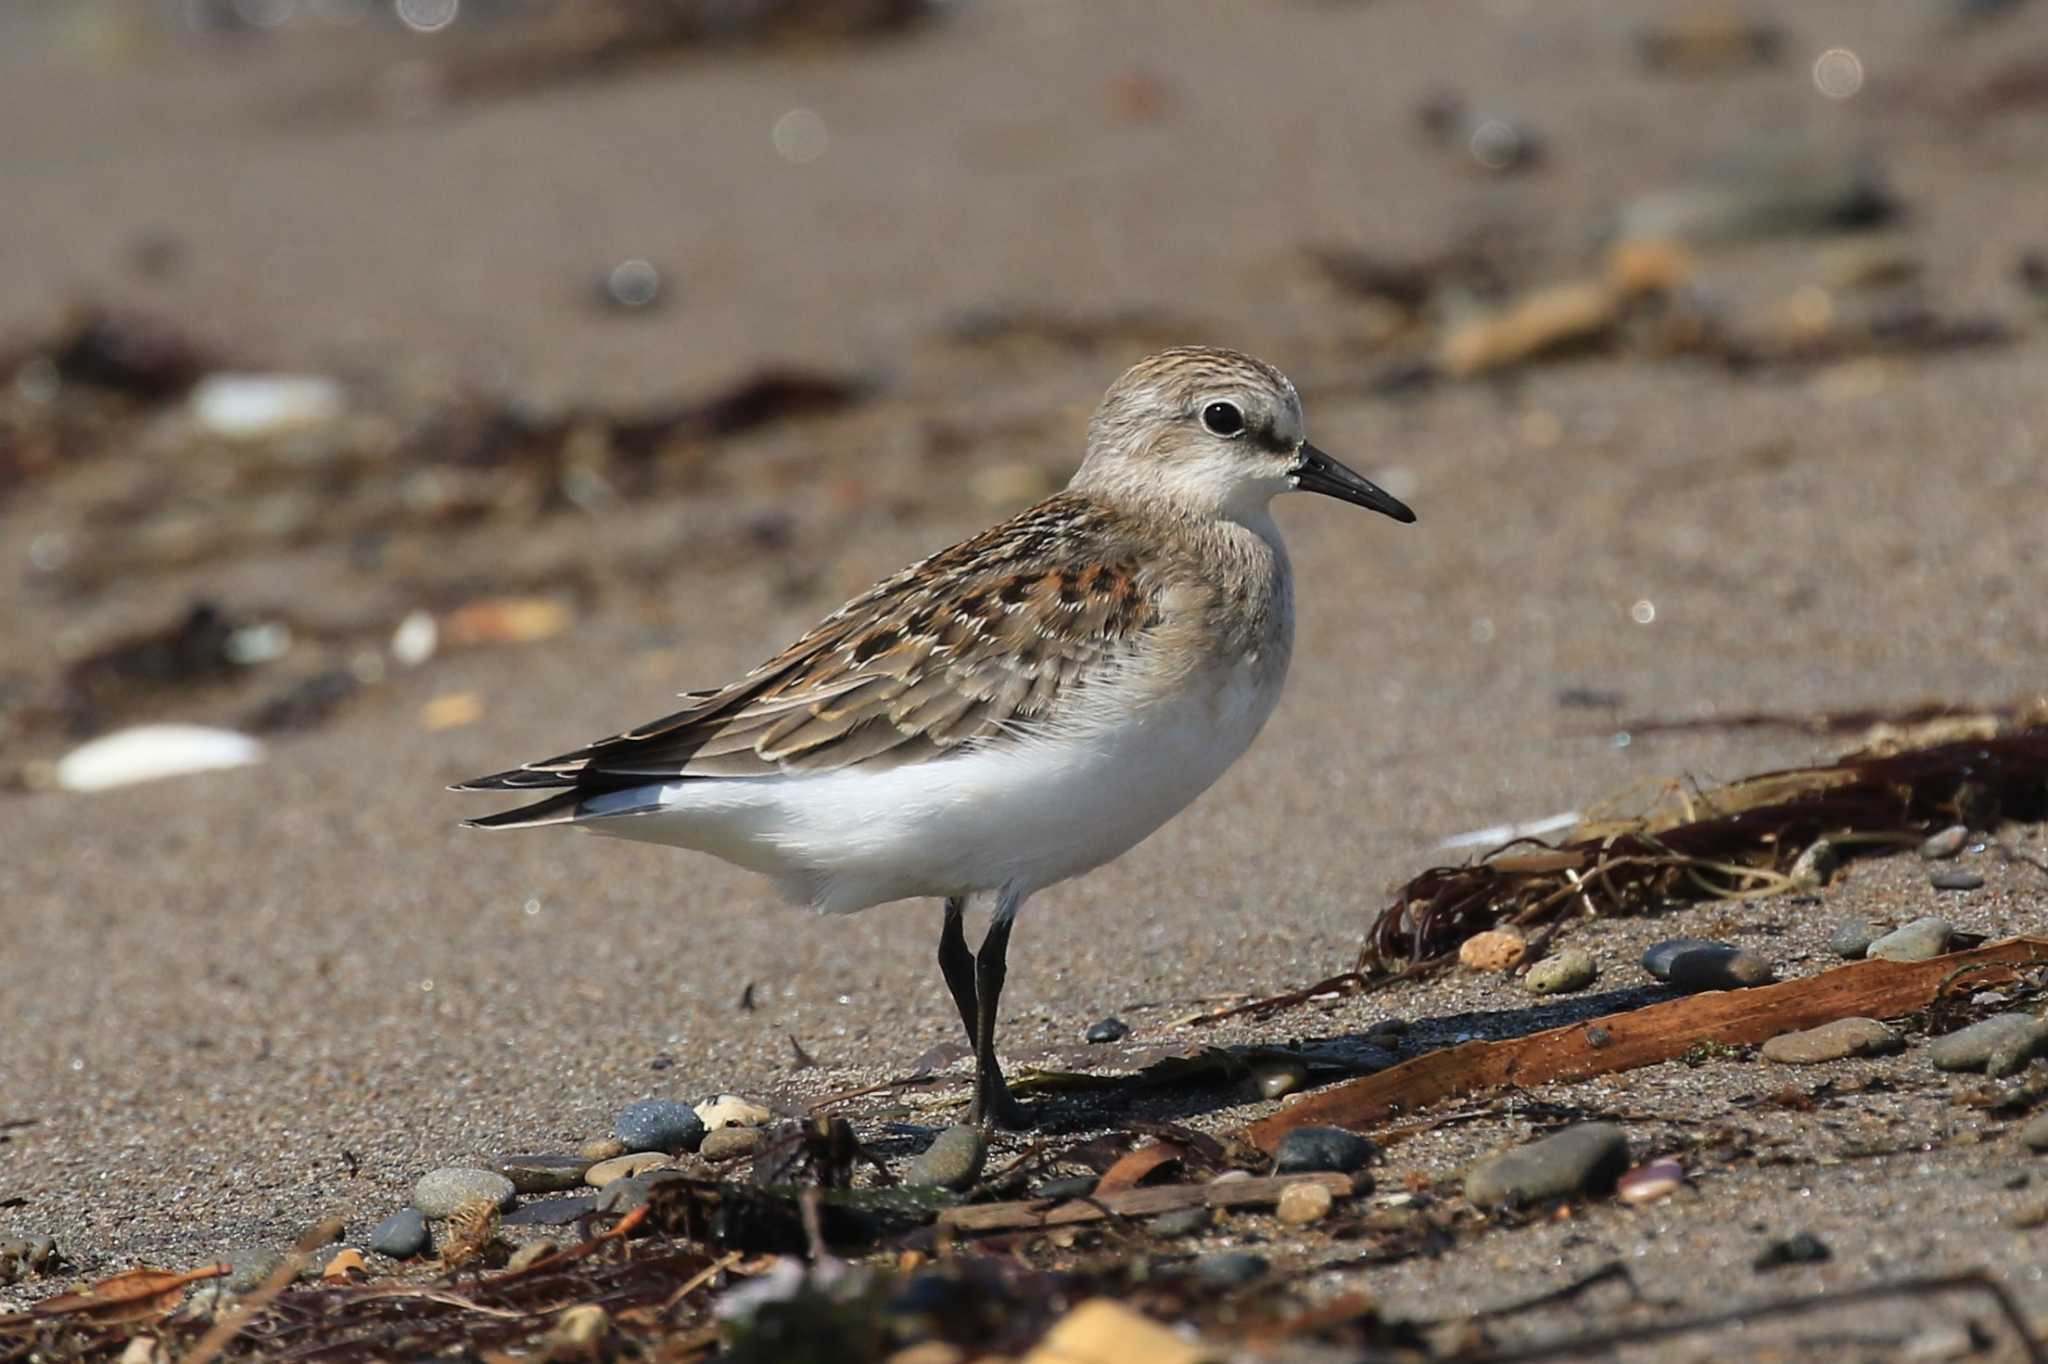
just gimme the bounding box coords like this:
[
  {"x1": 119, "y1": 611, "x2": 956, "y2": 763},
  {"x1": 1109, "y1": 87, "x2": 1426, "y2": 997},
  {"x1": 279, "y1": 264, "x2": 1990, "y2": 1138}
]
[{"x1": 457, "y1": 496, "x2": 1163, "y2": 789}]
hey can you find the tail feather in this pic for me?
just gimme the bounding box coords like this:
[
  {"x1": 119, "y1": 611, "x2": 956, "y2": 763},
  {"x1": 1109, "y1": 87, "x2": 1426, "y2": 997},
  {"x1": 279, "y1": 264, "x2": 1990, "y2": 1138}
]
[{"x1": 462, "y1": 789, "x2": 585, "y2": 830}]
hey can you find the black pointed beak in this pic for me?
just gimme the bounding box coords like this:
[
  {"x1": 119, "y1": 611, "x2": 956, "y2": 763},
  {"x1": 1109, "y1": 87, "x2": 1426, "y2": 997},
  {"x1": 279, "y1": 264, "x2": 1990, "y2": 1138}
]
[{"x1": 1292, "y1": 442, "x2": 1416, "y2": 523}]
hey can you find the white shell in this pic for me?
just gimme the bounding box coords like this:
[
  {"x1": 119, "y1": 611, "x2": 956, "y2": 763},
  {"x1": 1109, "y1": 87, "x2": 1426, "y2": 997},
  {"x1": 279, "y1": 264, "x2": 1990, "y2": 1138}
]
[
  {"x1": 190, "y1": 373, "x2": 344, "y2": 440},
  {"x1": 55, "y1": 724, "x2": 265, "y2": 792}
]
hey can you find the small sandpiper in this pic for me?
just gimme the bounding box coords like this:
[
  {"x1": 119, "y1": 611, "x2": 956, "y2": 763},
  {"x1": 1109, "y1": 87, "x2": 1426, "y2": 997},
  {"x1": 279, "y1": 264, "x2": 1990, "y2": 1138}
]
[{"x1": 457, "y1": 346, "x2": 1416, "y2": 1128}]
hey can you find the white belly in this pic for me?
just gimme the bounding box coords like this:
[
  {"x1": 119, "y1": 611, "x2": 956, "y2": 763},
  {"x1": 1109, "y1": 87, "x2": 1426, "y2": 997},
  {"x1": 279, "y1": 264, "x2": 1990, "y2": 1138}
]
[{"x1": 577, "y1": 659, "x2": 1284, "y2": 914}]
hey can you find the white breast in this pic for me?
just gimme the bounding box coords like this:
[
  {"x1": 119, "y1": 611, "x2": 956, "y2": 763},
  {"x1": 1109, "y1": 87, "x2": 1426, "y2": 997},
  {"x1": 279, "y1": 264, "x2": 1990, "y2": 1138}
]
[{"x1": 577, "y1": 655, "x2": 1287, "y2": 915}]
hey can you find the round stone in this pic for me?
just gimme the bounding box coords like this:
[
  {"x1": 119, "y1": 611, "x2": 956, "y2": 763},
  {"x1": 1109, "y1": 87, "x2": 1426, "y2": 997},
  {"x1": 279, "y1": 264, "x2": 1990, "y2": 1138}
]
[
  {"x1": 1460, "y1": 929, "x2": 1527, "y2": 972},
  {"x1": 1868, "y1": 916, "x2": 1954, "y2": 962},
  {"x1": 614, "y1": 1099, "x2": 705, "y2": 1154},
  {"x1": 700, "y1": 1127, "x2": 765, "y2": 1162},
  {"x1": 493, "y1": 1154, "x2": 593, "y2": 1194},
  {"x1": 1918, "y1": 825, "x2": 1968, "y2": 860},
  {"x1": 1250, "y1": 1055, "x2": 1309, "y2": 1100},
  {"x1": 220, "y1": 1246, "x2": 285, "y2": 1294},
  {"x1": 1640, "y1": 938, "x2": 1729, "y2": 982},
  {"x1": 2021, "y1": 1111, "x2": 2048, "y2": 1153},
  {"x1": 694, "y1": 1095, "x2": 772, "y2": 1131},
  {"x1": 1275, "y1": 1181, "x2": 1333, "y2": 1225},
  {"x1": 1274, "y1": 1126, "x2": 1377, "y2": 1175},
  {"x1": 579, "y1": 1137, "x2": 627, "y2": 1161},
  {"x1": 1929, "y1": 870, "x2": 1985, "y2": 892},
  {"x1": 1829, "y1": 919, "x2": 1883, "y2": 959},
  {"x1": 1085, "y1": 1016, "x2": 1130, "y2": 1044},
  {"x1": 586, "y1": 1152, "x2": 672, "y2": 1187},
  {"x1": 1928, "y1": 1014, "x2": 2048, "y2": 1075},
  {"x1": 1760, "y1": 1017, "x2": 1902, "y2": 1065},
  {"x1": 905, "y1": 1125, "x2": 986, "y2": 1190},
  {"x1": 1190, "y1": 1252, "x2": 1267, "y2": 1288},
  {"x1": 413, "y1": 1168, "x2": 517, "y2": 1220},
  {"x1": 369, "y1": 1208, "x2": 431, "y2": 1259},
  {"x1": 1149, "y1": 1206, "x2": 1212, "y2": 1237},
  {"x1": 1464, "y1": 1122, "x2": 1631, "y2": 1207},
  {"x1": 1524, "y1": 948, "x2": 1599, "y2": 996},
  {"x1": 1616, "y1": 1158, "x2": 1685, "y2": 1205},
  {"x1": 1664, "y1": 945, "x2": 1775, "y2": 992}
]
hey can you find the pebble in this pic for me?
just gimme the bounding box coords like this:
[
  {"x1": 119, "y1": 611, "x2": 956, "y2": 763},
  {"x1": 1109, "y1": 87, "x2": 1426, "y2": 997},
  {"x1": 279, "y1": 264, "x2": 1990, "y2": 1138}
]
[
  {"x1": 1665, "y1": 945, "x2": 1776, "y2": 992},
  {"x1": 1788, "y1": 838, "x2": 1838, "y2": 890},
  {"x1": 1919, "y1": 825, "x2": 1969, "y2": 860},
  {"x1": 189, "y1": 373, "x2": 345, "y2": 439},
  {"x1": 1752, "y1": 1231, "x2": 1831, "y2": 1271},
  {"x1": 1616, "y1": 1158, "x2": 1685, "y2": 1205},
  {"x1": 1829, "y1": 919, "x2": 1883, "y2": 959},
  {"x1": 614, "y1": 1099, "x2": 705, "y2": 1154},
  {"x1": 694, "y1": 1095, "x2": 772, "y2": 1131},
  {"x1": 595, "y1": 1169, "x2": 691, "y2": 1216},
  {"x1": 1929, "y1": 1014, "x2": 2048, "y2": 1076},
  {"x1": 504, "y1": 1239, "x2": 559, "y2": 1273},
  {"x1": 1930, "y1": 870, "x2": 1985, "y2": 892},
  {"x1": 1085, "y1": 1016, "x2": 1130, "y2": 1044},
  {"x1": 1190, "y1": 1252, "x2": 1267, "y2": 1289},
  {"x1": 1274, "y1": 1126, "x2": 1378, "y2": 1175},
  {"x1": 700, "y1": 1127, "x2": 765, "y2": 1162},
  {"x1": 1868, "y1": 916, "x2": 1954, "y2": 962},
  {"x1": 1149, "y1": 1206, "x2": 1212, "y2": 1238},
  {"x1": 1464, "y1": 1123, "x2": 1631, "y2": 1207},
  {"x1": 1760, "y1": 1017, "x2": 1902, "y2": 1065},
  {"x1": 1033, "y1": 1174, "x2": 1099, "y2": 1200},
  {"x1": 586, "y1": 1152, "x2": 672, "y2": 1187},
  {"x1": 413, "y1": 1167, "x2": 518, "y2": 1219},
  {"x1": 1275, "y1": 1181, "x2": 1333, "y2": 1225},
  {"x1": 504, "y1": 1195, "x2": 600, "y2": 1227},
  {"x1": 1524, "y1": 948, "x2": 1599, "y2": 996},
  {"x1": 905, "y1": 1125, "x2": 986, "y2": 1190},
  {"x1": 221, "y1": 1245, "x2": 286, "y2": 1294},
  {"x1": 493, "y1": 1154, "x2": 593, "y2": 1194},
  {"x1": 1639, "y1": 938, "x2": 1728, "y2": 982},
  {"x1": 579, "y1": 1137, "x2": 628, "y2": 1161},
  {"x1": 1459, "y1": 928, "x2": 1527, "y2": 972},
  {"x1": 2020, "y1": 1112, "x2": 2048, "y2": 1152},
  {"x1": 369, "y1": 1208, "x2": 431, "y2": 1259},
  {"x1": 1249, "y1": 1055, "x2": 1309, "y2": 1100}
]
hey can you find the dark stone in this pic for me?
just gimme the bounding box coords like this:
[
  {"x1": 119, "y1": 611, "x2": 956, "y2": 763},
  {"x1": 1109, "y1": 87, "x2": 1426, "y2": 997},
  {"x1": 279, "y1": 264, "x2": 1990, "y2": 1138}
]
[
  {"x1": 1829, "y1": 919, "x2": 1882, "y2": 959},
  {"x1": 1149, "y1": 1206, "x2": 1212, "y2": 1238},
  {"x1": 1666, "y1": 945, "x2": 1776, "y2": 992},
  {"x1": 503, "y1": 1195, "x2": 601, "y2": 1227},
  {"x1": 614, "y1": 1099, "x2": 705, "y2": 1154},
  {"x1": 1274, "y1": 1126, "x2": 1378, "y2": 1175},
  {"x1": 1190, "y1": 1252, "x2": 1268, "y2": 1288},
  {"x1": 1464, "y1": 1123, "x2": 1631, "y2": 1207},
  {"x1": 1032, "y1": 1174, "x2": 1098, "y2": 1200},
  {"x1": 368, "y1": 1209, "x2": 430, "y2": 1259},
  {"x1": 1085, "y1": 1016, "x2": 1130, "y2": 1044},
  {"x1": 1930, "y1": 870, "x2": 1985, "y2": 892},
  {"x1": 493, "y1": 1153, "x2": 593, "y2": 1194},
  {"x1": 1640, "y1": 938, "x2": 1729, "y2": 981},
  {"x1": 1753, "y1": 1232, "x2": 1831, "y2": 1271}
]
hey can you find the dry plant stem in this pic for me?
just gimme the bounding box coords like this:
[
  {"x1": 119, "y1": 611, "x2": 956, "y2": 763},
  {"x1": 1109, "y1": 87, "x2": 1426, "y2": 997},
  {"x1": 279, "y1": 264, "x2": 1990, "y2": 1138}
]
[
  {"x1": 1243, "y1": 937, "x2": 2048, "y2": 1153},
  {"x1": 1458, "y1": 1270, "x2": 2043, "y2": 1364}
]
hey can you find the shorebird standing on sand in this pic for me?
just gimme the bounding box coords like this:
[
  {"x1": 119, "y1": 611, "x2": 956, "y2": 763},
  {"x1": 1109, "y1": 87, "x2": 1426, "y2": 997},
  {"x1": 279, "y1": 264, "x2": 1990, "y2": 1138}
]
[{"x1": 457, "y1": 346, "x2": 1416, "y2": 1128}]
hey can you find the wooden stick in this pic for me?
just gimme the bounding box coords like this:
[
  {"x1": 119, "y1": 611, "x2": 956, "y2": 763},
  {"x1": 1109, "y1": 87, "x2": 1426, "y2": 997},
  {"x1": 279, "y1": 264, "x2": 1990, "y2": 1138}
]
[{"x1": 1244, "y1": 936, "x2": 2048, "y2": 1154}]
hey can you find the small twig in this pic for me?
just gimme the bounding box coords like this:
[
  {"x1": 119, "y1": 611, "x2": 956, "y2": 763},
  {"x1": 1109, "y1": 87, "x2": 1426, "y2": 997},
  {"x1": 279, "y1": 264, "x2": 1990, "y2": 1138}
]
[{"x1": 660, "y1": 1251, "x2": 744, "y2": 1312}]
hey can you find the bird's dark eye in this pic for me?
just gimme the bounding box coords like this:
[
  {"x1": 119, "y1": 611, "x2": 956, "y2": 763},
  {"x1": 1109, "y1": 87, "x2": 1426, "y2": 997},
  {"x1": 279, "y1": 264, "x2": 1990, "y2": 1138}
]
[{"x1": 1200, "y1": 401, "x2": 1245, "y2": 438}]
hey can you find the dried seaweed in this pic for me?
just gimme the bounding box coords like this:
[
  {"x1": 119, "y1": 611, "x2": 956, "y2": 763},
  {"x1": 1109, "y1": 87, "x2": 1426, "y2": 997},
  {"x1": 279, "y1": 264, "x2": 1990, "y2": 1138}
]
[{"x1": 1367, "y1": 725, "x2": 2048, "y2": 966}]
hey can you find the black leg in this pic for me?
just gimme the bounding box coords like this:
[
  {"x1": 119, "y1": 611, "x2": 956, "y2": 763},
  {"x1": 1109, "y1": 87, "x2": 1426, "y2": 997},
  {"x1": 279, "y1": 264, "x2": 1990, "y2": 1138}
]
[
  {"x1": 937, "y1": 896, "x2": 978, "y2": 1045},
  {"x1": 966, "y1": 911, "x2": 1030, "y2": 1130}
]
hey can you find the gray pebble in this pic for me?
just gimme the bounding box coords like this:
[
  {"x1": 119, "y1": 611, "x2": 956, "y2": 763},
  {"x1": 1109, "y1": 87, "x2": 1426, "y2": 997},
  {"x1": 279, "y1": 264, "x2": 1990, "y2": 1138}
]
[
  {"x1": 1274, "y1": 1126, "x2": 1378, "y2": 1175},
  {"x1": 614, "y1": 1099, "x2": 705, "y2": 1154},
  {"x1": 1930, "y1": 870, "x2": 1984, "y2": 892},
  {"x1": 2021, "y1": 1112, "x2": 2048, "y2": 1152},
  {"x1": 700, "y1": 1127, "x2": 765, "y2": 1161},
  {"x1": 1929, "y1": 1014, "x2": 2048, "y2": 1075},
  {"x1": 493, "y1": 1153, "x2": 593, "y2": 1194},
  {"x1": 1190, "y1": 1251, "x2": 1268, "y2": 1288},
  {"x1": 221, "y1": 1245, "x2": 286, "y2": 1294},
  {"x1": 1148, "y1": 1206, "x2": 1213, "y2": 1238},
  {"x1": 369, "y1": 1208, "x2": 431, "y2": 1259},
  {"x1": 595, "y1": 1169, "x2": 691, "y2": 1217},
  {"x1": 504, "y1": 1195, "x2": 601, "y2": 1227},
  {"x1": 1464, "y1": 1122, "x2": 1631, "y2": 1207},
  {"x1": 1666, "y1": 945, "x2": 1776, "y2": 992},
  {"x1": 905, "y1": 1125, "x2": 986, "y2": 1190},
  {"x1": 1760, "y1": 1017, "x2": 1902, "y2": 1065},
  {"x1": 1868, "y1": 916, "x2": 1953, "y2": 962},
  {"x1": 1524, "y1": 948, "x2": 1599, "y2": 996},
  {"x1": 1033, "y1": 1174, "x2": 1098, "y2": 1200},
  {"x1": 1919, "y1": 825, "x2": 1969, "y2": 860},
  {"x1": 1640, "y1": 938, "x2": 1729, "y2": 981},
  {"x1": 1085, "y1": 1016, "x2": 1130, "y2": 1044},
  {"x1": 413, "y1": 1167, "x2": 518, "y2": 1219},
  {"x1": 1829, "y1": 919, "x2": 1883, "y2": 959}
]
